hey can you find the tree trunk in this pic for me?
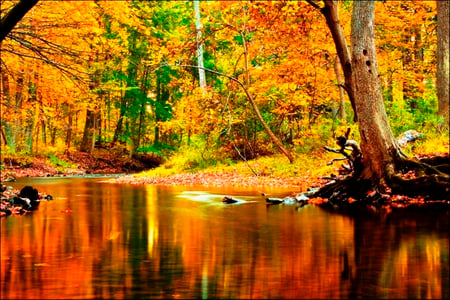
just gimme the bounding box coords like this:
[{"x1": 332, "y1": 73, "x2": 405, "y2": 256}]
[
  {"x1": 80, "y1": 109, "x2": 97, "y2": 153},
  {"x1": 194, "y1": 0, "x2": 207, "y2": 90},
  {"x1": 0, "y1": 0, "x2": 39, "y2": 43},
  {"x1": 1, "y1": 72, "x2": 12, "y2": 146},
  {"x1": 334, "y1": 55, "x2": 346, "y2": 120},
  {"x1": 65, "y1": 110, "x2": 72, "y2": 152},
  {"x1": 310, "y1": 0, "x2": 449, "y2": 202},
  {"x1": 437, "y1": 0, "x2": 449, "y2": 128},
  {"x1": 350, "y1": 1, "x2": 403, "y2": 183},
  {"x1": 319, "y1": 1, "x2": 357, "y2": 122}
]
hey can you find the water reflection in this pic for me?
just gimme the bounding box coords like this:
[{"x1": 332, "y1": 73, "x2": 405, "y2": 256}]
[{"x1": 1, "y1": 178, "x2": 448, "y2": 299}]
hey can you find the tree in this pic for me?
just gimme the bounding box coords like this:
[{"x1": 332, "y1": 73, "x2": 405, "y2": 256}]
[
  {"x1": 194, "y1": 0, "x2": 206, "y2": 90},
  {"x1": 307, "y1": 0, "x2": 357, "y2": 122},
  {"x1": 0, "y1": 0, "x2": 39, "y2": 43},
  {"x1": 437, "y1": 0, "x2": 449, "y2": 128},
  {"x1": 308, "y1": 1, "x2": 449, "y2": 201}
]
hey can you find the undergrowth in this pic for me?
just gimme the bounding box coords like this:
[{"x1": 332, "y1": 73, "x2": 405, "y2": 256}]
[{"x1": 137, "y1": 125, "x2": 448, "y2": 180}]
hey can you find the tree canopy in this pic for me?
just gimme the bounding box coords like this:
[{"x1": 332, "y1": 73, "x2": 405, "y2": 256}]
[{"x1": 1, "y1": 1, "x2": 448, "y2": 195}]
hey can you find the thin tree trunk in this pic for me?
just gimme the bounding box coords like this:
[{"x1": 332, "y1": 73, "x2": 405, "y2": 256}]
[
  {"x1": 437, "y1": 0, "x2": 449, "y2": 127},
  {"x1": 194, "y1": 0, "x2": 207, "y2": 89},
  {"x1": 13, "y1": 70, "x2": 25, "y2": 151},
  {"x1": 334, "y1": 55, "x2": 346, "y2": 120},
  {"x1": 319, "y1": 0, "x2": 357, "y2": 121},
  {"x1": 1, "y1": 71, "x2": 12, "y2": 146},
  {"x1": 80, "y1": 109, "x2": 96, "y2": 153},
  {"x1": 0, "y1": 125, "x2": 7, "y2": 145},
  {"x1": 65, "y1": 109, "x2": 72, "y2": 152}
]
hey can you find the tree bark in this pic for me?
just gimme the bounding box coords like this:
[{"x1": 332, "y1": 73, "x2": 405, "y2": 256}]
[
  {"x1": 319, "y1": 1, "x2": 357, "y2": 122},
  {"x1": 194, "y1": 0, "x2": 207, "y2": 90},
  {"x1": 437, "y1": 0, "x2": 449, "y2": 127},
  {"x1": 350, "y1": 1, "x2": 403, "y2": 183},
  {"x1": 80, "y1": 109, "x2": 97, "y2": 153},
  {"x1": 334, "y1": 55, "x2": 346, "y2": 120},
  {"x1": 309, "y1": 1, "x2": 449, "y2": 201},
  {"x1": 0, "y1": 0, "x2": 39, "y2": 43}
]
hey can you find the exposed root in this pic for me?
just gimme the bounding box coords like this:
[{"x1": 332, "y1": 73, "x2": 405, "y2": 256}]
[
  {"x1": 387, "y1": 164, "x2": 450, "y2": 200},
  {"x1": 313, "y1": 176, "x2": 373, "y2": 203},
  {"x1": 314, "y1": 134, "x2": 449, "y2": 205}
]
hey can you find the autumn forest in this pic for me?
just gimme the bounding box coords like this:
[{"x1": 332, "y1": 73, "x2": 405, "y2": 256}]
[
  {"x1": 0, "y1": 1, "x2": 448, "y2": 183},
  {"x1": 1, "y1": 2, "x2": 450, "y2": 298}
]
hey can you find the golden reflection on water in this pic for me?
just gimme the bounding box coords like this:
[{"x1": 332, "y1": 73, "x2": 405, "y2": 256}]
[{"x1": 1, "y1": 179, "x2": 449, "y2": 299}]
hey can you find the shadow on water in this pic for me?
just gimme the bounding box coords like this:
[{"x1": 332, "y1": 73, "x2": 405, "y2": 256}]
[{"x1": 1, "y1": 178, "x2": 448, "y2": 299}]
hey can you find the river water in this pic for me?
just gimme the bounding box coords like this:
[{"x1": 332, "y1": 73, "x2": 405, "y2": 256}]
[{"x1": 1, "y1": 177, "x2": 448, "y2": 299}]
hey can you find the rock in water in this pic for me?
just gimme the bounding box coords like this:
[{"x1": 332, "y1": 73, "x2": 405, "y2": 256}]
[
  {"x1": 19, "y1": 186, "x2": 40, "y2": 209},
  {"x1": 223, "y1": 196, "x2": 238, "y2": 204},
  {"x1": 266, "y1": 198, "x2": 284, "y2": 204},
  {"x1": 19, "y1": 186, "x2": 39, "y2": 201}
]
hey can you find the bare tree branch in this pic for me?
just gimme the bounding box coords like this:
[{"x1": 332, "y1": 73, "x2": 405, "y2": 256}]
[{"x1": 159, "y1": 62, "x2": 295, "y2": 163}]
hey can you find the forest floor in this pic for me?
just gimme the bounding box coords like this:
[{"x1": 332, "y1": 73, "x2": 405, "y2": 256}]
[{"x1": 1, "y1": 148, "x2": 327, "y2": 189}]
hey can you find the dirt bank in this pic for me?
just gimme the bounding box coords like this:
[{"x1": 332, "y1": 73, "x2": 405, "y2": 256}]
[{"x1": 1, "y1": 150, "x2": 148, "y2": 182}]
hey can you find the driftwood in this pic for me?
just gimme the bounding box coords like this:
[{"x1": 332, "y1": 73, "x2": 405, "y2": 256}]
[{"x1": 323, "y1": 128, "x2": 362, "y2": 176}]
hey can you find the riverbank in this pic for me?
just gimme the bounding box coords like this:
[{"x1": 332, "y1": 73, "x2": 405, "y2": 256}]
[
  {"x1": 112, "y1": 170, "x2": 327, "y2": 189},
  {"x1": 1, "y1": 148, "x2": 333, "y2": 188},
  {"x1": 0, "y1": 150, "x2": 148, "y2": 182},
  {"x1": 110, "y1": 152, "x2": 335, "y2": 189}
]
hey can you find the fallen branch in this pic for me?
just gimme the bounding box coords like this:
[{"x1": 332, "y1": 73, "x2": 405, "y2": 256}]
[{"x1": 323, "y1": 128, "x2": 362, "y2": 175}]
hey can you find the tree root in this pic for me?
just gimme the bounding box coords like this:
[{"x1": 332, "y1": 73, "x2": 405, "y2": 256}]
[
  {"x1": 397, "y1": 156, "x2": 449, "y2": 176},
  {"x1": 312, "y1": 176, "x2": 373, "y2": 203},
  {"x1": 386, "y1": 163, "x2": 450, "y2": 200},
  {"x1": 314, "y1": 132, "x2": 449, "y2": 205},
  {"x1": 313, "y1": 157, "x2": 450, "y2": 204}
]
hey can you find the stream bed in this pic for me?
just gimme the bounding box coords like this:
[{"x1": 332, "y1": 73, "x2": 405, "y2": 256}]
[{"x1": 1, "y1": 177, "x2": 448, "y2": 299}]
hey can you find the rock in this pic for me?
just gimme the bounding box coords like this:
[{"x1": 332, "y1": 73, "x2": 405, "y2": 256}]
[
  {"x1": 282, "y1": 197, "x2": 297, "y2": 204},
  {"x1": 295, "y1": 194, "x2": 310, "y2": 202},
  {"x1": 11, "y1": 196, "x2": 32, "y2": 210},
  {"x1": 19, "y1": 186, "x2": 40, "y2": 210},
  {"x1": 397, "y1": 130, "x2": 423, "y2": 147},
  {"x1": 266, "y1": 198, "x2": 284, "y2": 204},
  {"x1": 223, "y1": 196, "x2": 238, "y2": 204},
  {"x1": 304, "y1": 187, "x2": 319, "y2": 197},
  {"x1": 20, "y1": 186, "x2": 39, "y2": 201}
]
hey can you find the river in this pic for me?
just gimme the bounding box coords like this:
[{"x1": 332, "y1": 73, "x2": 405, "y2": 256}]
[{"x1": 1, "y1": 177, "x2": 449, "y2": 299}]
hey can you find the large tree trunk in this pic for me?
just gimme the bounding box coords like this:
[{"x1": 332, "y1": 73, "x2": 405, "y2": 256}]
[
  {"x1": 311, "y1": 1, "x2": 449, "y2": 201},
  {"x1": 350, "y1": 1, "x2": 403, "y2": 183},
  {"x1": 437, "y1": 0, "x2": 449, "y2": 128}
]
